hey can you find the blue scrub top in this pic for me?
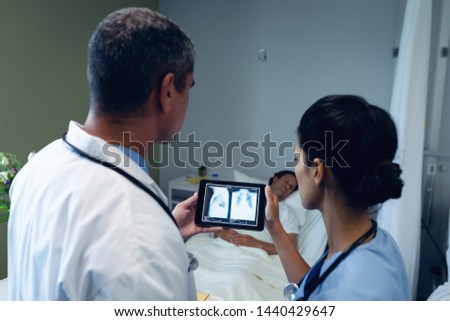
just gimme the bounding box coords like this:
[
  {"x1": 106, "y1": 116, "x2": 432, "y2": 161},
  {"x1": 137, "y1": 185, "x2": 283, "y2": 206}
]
[{"x1": 295, "y1": 227, "x2": 411, "y2": 301}]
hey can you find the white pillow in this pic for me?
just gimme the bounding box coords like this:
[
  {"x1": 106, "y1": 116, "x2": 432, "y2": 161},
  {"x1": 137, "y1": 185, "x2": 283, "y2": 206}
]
[
  {"x1": 283, "y1": 191, "x2": 307, "y2": 226},
  {"x1": 297, "y1": 209, "x2": 327, "y2": 265}
]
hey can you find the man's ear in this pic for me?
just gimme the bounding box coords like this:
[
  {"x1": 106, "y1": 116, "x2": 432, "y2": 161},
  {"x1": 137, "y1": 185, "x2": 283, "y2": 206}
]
[{"x1": 159, "y1": 72, "x2": 176, "y2": 113}]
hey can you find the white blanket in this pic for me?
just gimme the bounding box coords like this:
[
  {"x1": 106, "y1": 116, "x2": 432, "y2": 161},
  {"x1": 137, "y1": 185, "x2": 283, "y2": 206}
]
[
  {"x1": 186, "y1": 207, "x2": 328, "y2": 301},
  {"x1": 186, "y1": 234, "x2": 288, "y2": 301},
  {"x1": 0, "y1": 210, "x2": 326, "y2": 302},
  {"x1": 1, "y1": 211, "x2": 326, "y2": 302}
]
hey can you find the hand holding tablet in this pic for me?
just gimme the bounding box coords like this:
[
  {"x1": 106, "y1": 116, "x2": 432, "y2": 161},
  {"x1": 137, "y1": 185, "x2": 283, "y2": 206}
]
[{"x1": 195, "y1": 180, "x2": 266, "y2": 231}]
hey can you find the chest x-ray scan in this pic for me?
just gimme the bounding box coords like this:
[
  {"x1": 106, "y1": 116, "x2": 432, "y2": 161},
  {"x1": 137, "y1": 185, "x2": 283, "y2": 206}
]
[{"x1": 195, "y1": 180, "x2": 266, "y2": 231}]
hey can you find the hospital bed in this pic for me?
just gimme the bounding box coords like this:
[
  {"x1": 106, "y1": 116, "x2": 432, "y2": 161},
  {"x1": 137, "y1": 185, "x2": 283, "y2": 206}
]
[
  {"x1": 0, "y1": 210, "x2": 325, "y2": 302},
  {"x1": 0, "y1": 170, "x2": 328, "y2": 301},
  {"x1": 185, "y1": 170, "x2": 327, "y2": 301}
]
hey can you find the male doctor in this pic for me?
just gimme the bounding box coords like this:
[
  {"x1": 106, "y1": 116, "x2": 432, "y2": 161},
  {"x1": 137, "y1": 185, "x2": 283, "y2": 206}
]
[{"x1": 8, "y1": 7, "x2": 218, "y2": 300}]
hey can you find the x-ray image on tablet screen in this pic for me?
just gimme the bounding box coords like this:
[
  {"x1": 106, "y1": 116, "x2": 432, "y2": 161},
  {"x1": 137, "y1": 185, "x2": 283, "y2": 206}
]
[{"x1": 195, "y1": 180, "x2": 266, "y2": 231}]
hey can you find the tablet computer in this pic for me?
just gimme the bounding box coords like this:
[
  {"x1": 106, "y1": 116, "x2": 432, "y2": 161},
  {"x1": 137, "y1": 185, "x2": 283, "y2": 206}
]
[{"x1": 195, "y1": 179, "x2": 266, "y2": 231}]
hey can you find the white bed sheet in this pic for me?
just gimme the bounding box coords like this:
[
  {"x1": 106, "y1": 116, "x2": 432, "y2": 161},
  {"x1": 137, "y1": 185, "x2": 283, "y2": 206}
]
[
  {"x1": 1, "y1": 169, "x2": 328, "y2": 302},
  {"x1": 186, "y1": 234, "x2": 288, "y2": 300},
  {"x1": 0, "y1": 210, "x2": 326, "y2": 302},
  {"x1": 186, "y1": 209, "x2": 327, "y2": 301}
]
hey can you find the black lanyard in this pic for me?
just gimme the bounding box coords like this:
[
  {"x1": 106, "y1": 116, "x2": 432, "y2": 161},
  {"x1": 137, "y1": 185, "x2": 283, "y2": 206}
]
[
  {"x1": 61, "y1": 132, "x2": 178, "y2": 227},
  {"x1": 297, "y1": 219, "x2": 377, "y2": 301}
]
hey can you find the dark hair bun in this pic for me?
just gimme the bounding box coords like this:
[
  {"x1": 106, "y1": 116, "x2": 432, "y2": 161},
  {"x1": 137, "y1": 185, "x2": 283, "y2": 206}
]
[
  {"x1": 356, "y1": 161, "x2": 404, "y2": 207},
  {"x1": 298, "y1": 95, "x2": 404, "y2": 210}
]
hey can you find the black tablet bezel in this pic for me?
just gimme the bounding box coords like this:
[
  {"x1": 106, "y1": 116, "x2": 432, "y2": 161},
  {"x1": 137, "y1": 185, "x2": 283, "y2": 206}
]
[{"x1": 195, "y1": 179, "x2": 266, "y2": 231}]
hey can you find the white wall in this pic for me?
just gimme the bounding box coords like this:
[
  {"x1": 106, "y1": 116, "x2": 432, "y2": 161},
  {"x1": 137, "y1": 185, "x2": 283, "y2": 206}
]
[{"x1": 159, "y1": 0, "x2": 402, "y2": 194}]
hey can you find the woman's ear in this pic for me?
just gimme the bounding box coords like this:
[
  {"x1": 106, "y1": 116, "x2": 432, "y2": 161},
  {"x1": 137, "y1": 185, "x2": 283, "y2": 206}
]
[
  {"x1": 159, "y1": 72, "x2": 176, "y2": 113},
  {"x1": 312, "y1": 158, "x2": 325, "y2": 185}
]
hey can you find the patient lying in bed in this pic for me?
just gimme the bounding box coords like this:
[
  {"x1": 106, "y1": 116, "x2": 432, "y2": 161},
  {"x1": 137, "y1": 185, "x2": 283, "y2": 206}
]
[
  {"x1": 186, "y1": 170, "x2": 327, "y2": 300},
  {"x1": 214, "y1": 171, "x2": 299, "y2": 255}
]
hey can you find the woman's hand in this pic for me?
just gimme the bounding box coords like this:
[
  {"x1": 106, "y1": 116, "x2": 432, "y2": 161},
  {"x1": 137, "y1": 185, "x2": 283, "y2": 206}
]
[
  {"x1": 264, "y1": 185, "x2": 283, "y2": 233},
  {"x1": 173, "y1": 192, "x2": 222, "y2": 240}
]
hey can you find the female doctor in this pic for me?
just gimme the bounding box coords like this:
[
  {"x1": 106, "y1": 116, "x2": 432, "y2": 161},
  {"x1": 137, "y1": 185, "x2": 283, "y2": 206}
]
[{"x1": 265, "y1": 95, "x2": 411, "y2": 300}]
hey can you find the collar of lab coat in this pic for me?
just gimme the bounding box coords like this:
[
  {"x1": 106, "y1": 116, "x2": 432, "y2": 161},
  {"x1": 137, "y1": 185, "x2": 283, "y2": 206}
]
[{"x1": 64, "y1": 121, "x2": 168, "y2": 204}]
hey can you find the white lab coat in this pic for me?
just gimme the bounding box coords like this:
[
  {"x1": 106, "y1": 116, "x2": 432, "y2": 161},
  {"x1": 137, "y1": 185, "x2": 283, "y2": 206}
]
[{"x1": 8, "y1": 121, "x2": 197, "y2": 300}]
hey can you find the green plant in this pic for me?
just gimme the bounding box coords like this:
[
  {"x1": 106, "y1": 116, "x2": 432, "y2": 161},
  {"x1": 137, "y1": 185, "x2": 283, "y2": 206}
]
[{"x1": 0, "y1": 152, "x2": 22, "y2": 223}]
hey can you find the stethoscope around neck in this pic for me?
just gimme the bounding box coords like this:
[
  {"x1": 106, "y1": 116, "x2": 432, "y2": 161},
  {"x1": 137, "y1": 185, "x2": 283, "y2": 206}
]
[
  {"x1": 283, "y1": 219, "x2": 377, "y2": 301},
  {"x1": 61, "y1": 132, "x2": 198, "y2": 272}
]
